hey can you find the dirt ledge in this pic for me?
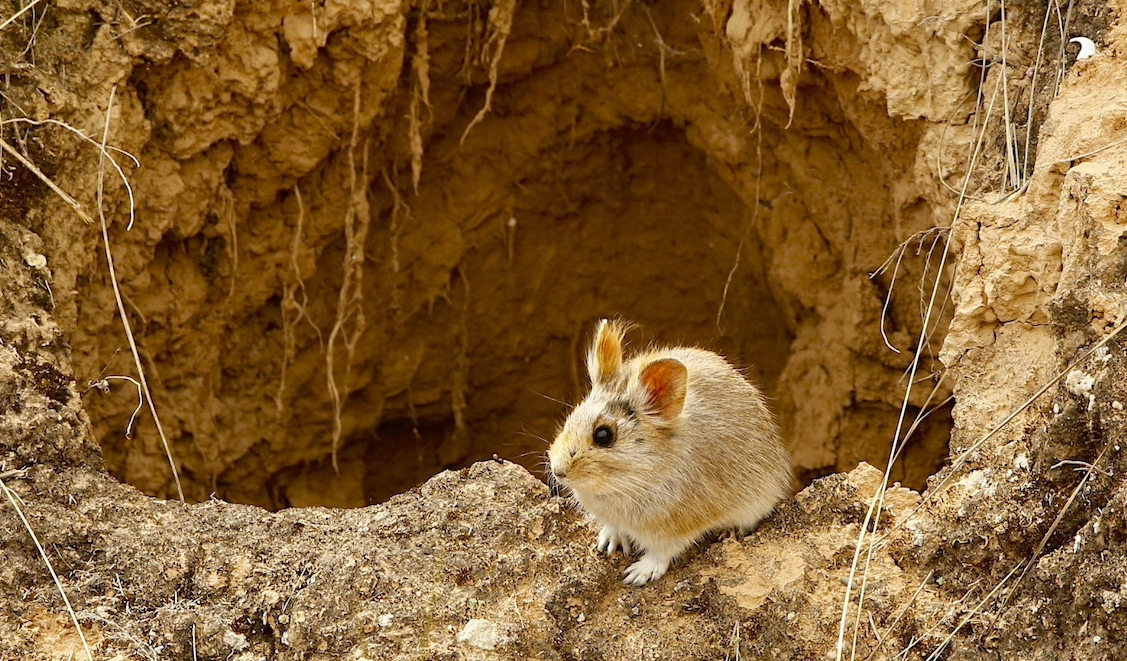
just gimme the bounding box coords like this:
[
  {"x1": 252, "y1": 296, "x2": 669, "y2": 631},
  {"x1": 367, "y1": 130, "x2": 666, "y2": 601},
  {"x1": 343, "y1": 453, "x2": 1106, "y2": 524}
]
[{"x1": 2, "y1": 197, "x2": 1126, "y2": 658}]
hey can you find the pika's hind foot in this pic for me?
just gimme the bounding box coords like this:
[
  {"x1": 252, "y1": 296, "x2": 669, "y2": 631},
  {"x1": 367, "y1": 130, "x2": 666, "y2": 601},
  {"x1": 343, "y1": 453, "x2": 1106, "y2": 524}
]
[
  {"x1": 717, "y1": 529, "x2": 740, "y2": 542},
  {"x1": 623, "y1": 553, "x2": 673, "y2": 585},
  {"x1": 596, "y1": 525, "x2": 632, "y2": 556}
]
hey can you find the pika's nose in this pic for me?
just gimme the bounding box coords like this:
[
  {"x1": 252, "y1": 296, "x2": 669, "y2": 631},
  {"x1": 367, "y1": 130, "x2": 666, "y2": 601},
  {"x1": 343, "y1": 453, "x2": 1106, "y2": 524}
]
[{"x1": 549, "y1": 447, "x2": 574, "y2": 480}]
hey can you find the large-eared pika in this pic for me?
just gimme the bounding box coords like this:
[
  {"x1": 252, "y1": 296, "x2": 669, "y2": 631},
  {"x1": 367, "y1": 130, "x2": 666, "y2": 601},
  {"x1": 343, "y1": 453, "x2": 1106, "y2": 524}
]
[{"x1": 549, "y1": 319, "x2": 792, "y2": 585}]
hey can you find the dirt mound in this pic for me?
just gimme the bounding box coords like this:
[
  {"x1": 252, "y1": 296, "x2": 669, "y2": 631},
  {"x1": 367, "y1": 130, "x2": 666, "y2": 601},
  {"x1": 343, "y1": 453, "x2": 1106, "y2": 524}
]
[{"x1": 2, "y1": 0, "x2": 1126, "y2": 658}]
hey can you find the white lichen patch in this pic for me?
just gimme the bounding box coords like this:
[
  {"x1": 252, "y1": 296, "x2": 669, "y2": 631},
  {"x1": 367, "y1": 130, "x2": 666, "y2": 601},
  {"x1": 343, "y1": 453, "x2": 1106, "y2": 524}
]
[
  {"x1": 456, "y1": 618, "x2": 513, "y2": 650},
  {"x1": 1065, "y1": 370, "x2": 1095, "y2": 397}
]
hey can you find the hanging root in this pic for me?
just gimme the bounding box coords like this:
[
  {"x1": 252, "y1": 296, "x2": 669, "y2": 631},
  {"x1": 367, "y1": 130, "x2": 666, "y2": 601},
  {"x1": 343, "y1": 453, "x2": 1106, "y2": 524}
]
[
  {"x1": 383, "y1": 168, "x2": 410, "y2": 319},
  {"x1": 448, "y1": 267, "x2": 471, "y2": 459},
  {"x1": 218, "y1": 184, "x2": 238, "y2": 303},
  {"x1": 276, "y1": 184, "x2": 323, "y2": 413},
  {"x1": 408, "y1": 4, "x2": 432, "y2": 191},
  {"x1": 325, "y1": 85, "x2": 372, "y2": 470},
  {"x1": 717, "y1": 45, "x2": 766, "y2": 331},
  {"x1": 780, "y1": 0, "x2": 804, "y2": 124},
  {"x1": 459, "y1": 0, "x2": 517, "y2": 143}
]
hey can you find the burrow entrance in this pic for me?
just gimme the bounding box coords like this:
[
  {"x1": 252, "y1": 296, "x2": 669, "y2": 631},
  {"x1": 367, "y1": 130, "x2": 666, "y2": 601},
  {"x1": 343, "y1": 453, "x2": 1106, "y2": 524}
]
[{"x1": 37, "y1": 0, "x2": 961, "y2": 509}]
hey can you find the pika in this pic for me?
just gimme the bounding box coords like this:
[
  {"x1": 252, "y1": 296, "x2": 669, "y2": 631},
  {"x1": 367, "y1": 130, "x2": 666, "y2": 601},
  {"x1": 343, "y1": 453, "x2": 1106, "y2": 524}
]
[{"x1": 548, "y1": 319, "x2": 792, "y2": 585}]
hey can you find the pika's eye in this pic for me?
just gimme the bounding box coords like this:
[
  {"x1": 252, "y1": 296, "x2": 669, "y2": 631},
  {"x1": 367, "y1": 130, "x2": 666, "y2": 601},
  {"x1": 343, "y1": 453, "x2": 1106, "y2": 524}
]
[{"x1": 593, "y1": 425, "x2": 615, "y2": 447}]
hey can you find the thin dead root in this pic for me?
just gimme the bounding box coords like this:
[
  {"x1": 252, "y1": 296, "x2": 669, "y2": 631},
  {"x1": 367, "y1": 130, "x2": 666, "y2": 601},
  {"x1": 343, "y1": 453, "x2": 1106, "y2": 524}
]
[
  {"x1": 891, "y1": 314, "x2": 1127, "y2": 535},
  {"x1": 643, "y1": 7, "x2": 687, "y2": 120},
  {"x1": 863, "y1": 570, "x2": 933, "y2": 661},
  {"x1": 1050, "y1": 459, "x2": 1111, "y2": 477},
  {"x1": 2, "y1": 116, "x2": 139, "y2": 228},
  {"x1": 383, "y1": 167, "x2": 410, "y2": 317},
  {"x1": 95, "y1": 86, "x2": 184, "y2": 501},
  {"x1": 870, "y1": 227, "x2": 951, "y2": 354},
  {"x1": 717, "y1": 45, "x2": 765, "y2": 331},
  {"x1": 0, "y1": 478, "x2": 95, "y2": 661},
  {"x1": 0, "y1": 0, "x2": 44, "y2": 33},
  {"x1": 0, "y1": 467, "x2": 30, "y2": 480},
  {"x1": 576, "y1": 0, "x2": 633, "y2": 47},
  {"x1": 1052, "y1": 135, "x2": 1127, "y2": 165},
  {"x1": 888, "y1": 381, "x2": 952, "y2": 470},
  {"x1": 86, "y1": 375, "x2": 144, "y2": 438},
  {"x1": 408, "y1": 5, "x2": 432, "y2": 191},
  {"x1": 892, "y1": 576, "x2": 984, "y2": 660},
  {"x1": 460, "y1": 0, "x2": 517, "y2": 144},
  {"x1": 0, "y1": 137, "x2": 95, "y2": 224},
  {"x1": 924, "y1": 562, "x2": 1022, "y2": 661},
  {"x1": 449, "y1": 266, "x2": 471, "y2": 454},
  {"x1": 218, "y1": 185, "x2": 238, "y2": 303},
  {"x1": 918, "y1": 233, "x2": 955, "y2": 361}
]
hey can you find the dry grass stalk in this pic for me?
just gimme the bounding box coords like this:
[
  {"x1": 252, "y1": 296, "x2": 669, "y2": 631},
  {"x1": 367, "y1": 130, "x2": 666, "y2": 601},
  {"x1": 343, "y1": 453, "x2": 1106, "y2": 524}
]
[
  {"x1": 924, "y1": 562, "x2": 1023, "y2": 660},
  {"x1": 0, "y1": 137, "x2": 95, "y2": 224},
  {"x1": 94, "y1": 87, "x2": 185, "y2": 501},
  {"x1": 0, "y1": 0, "x2": 43, "y2": 33},
  {"x1": 0, "y1": 477, "x2": 94, "y2": 661},
  {"x1": 863, "y1": 570, "x2": 934, "y2": 661},
  {"x1": 2, "y1": 116, "x2": 139, "y2": 227}
]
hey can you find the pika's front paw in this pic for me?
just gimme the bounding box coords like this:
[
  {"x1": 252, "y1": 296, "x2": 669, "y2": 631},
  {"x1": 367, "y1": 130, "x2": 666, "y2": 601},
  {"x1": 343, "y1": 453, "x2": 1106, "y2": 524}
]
[
  {"x1": 623, "y1": 554, "x2": 671, "y2": 586},
  {"x1": 596, "y1": 526, "x2": 632, "y2": 556}
]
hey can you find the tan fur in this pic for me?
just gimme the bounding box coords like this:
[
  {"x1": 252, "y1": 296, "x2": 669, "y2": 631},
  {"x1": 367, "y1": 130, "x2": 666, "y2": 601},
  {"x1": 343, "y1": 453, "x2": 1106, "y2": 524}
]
[
  {"x1": 549, "y1": 319, "x2": 792, "y2": 585},
  {"x1": 588, "y1": 319, "x2": 626, "y2": 385}
]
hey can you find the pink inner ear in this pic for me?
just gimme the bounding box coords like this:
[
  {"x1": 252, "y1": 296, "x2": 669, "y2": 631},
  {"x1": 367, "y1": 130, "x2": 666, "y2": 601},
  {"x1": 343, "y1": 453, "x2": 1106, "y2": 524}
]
[{"x1": 641, "y1": 358, "x2": 686, "y2": 419}]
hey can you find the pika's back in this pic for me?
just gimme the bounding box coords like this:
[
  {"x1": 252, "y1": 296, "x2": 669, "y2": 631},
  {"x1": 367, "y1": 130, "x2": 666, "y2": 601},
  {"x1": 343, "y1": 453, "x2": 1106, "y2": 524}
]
[
  {"x1": 646, "y1": 345, "x2": 790, "y2": 491},
  {"x1": 633, "y1": 345, "x2": 778, "y2": 439}
]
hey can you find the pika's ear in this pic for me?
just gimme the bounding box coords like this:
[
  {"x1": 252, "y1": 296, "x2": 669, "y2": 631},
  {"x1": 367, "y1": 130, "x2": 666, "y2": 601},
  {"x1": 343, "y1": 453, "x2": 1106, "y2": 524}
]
[
  {"x1": 587, "y1": 319, "x2": 625, "y2": 384},
  {"x1": 639, "y1": 358, "x2": 687, "y2": 420}
]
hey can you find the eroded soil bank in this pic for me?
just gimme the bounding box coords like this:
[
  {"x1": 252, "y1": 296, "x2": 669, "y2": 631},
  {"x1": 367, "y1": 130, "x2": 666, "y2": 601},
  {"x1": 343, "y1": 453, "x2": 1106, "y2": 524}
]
[
  {"x1": 2, "y1": 0, "x2": 1127, "y2": 658},
  {"x1": 5, "y1": 0, "x2": 967, "y2": 508}
]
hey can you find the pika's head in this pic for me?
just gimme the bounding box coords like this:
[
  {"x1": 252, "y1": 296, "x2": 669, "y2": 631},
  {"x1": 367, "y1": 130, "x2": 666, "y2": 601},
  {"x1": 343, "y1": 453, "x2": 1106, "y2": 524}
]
[{"x1": 548, "y1": 320, "x2": 687, "y2": 499}]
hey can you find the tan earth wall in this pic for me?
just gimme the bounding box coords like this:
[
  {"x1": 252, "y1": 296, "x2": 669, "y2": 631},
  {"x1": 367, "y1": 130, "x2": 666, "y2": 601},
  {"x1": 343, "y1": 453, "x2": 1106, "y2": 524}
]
[
  {"x1": 2, "y1": 0, "x2": 1127, "y2": 658},
  {"x1": 6, "y1": 0, "x2": 974, "y2": 508}
]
